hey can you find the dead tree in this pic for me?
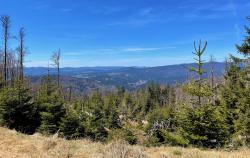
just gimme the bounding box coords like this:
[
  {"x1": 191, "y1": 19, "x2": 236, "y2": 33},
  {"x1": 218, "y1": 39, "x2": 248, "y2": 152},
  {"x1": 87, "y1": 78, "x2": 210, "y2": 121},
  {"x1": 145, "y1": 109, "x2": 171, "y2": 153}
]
[
  {"x1": 8, "y1": 51, "x2": 18, "y2": 87},
  {"x1": 209, "y1": 55, "x2": 216, "y2": 104},
  {"x1": 209, "y1": 55, "x2": 216, "y2": 90},
  {"x1": 1, "y1": 16, "x2": 10, "y2": 85},
  {"x1": 51, "y1": 49, "x2": 61, "y2": 88},
  {"x1": 17, "y1": 27, "x2": 25, "y2": 83}
]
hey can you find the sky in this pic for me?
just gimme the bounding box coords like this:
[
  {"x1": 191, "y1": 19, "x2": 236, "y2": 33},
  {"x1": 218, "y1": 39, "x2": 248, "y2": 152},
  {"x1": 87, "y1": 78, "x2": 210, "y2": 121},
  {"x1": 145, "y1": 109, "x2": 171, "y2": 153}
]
[{"x1": 0, "y1": 0, "x2": 250, "y2": 67}]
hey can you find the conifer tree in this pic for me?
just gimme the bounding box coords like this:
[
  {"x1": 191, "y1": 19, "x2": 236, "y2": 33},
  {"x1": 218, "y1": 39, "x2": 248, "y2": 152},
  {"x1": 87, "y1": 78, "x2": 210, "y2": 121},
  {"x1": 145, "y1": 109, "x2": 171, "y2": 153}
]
[
  {"x1": 183, "y1": 40, "x2": 212, "y2": 107},
  {"x1": 179, "y1": 40, "x2": 228, "y2": 148},
  {"x1": 103, "y1": 93, "x2": 121, "y2": 129},
  {"x1": 233, "y1": 17, "x2": 250, "y2": 143},
  {"x1": 37, "y1": 76, "x2": 65, "y2": 134},
  {"x1": 59, "y1": 107, "x2": 85, "y2": 139},
  {"x1": 0, "y1": 86, "x2": 39, "y2": 134},
  {"x1": 82, "y1": 91, "x2": 108, "y2": 141},
  {"x1": 219, "y1": 59, "x2": 242, "y2": 136}
]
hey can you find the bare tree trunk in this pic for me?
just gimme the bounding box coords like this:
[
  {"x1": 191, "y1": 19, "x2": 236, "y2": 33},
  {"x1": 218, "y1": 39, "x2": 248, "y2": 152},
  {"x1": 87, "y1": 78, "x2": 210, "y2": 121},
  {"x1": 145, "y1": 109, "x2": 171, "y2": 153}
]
[
  {"x1": 18, "y1": 27, "x2": 25, "y2": 83},
  {"x1": 209, "y1": 55, "x2": 216, "y2": 90},
  {"x1": 209, "y1": 55, "x2": 216, "y2": 104},
  {"x1": 51, "y1": 49, "x2": 61, "y2": 89},
  {"x1": 1, "y1": 16, "x2": 10, "y2": 86},
  {"x1": 47, "y1": 62, "x2": 50, "y2": 96}
]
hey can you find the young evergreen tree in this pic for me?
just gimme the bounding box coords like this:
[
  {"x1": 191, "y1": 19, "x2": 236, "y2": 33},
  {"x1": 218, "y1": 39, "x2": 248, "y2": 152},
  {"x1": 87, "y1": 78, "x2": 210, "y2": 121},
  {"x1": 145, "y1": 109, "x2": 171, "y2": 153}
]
[
  {"x1": 233, "y1": 16, "x2": 250, "y2": 144},
  {"x1": 182, "y1": 41, "x2": 213, "y2": 107},
  {"x1": 219, "y1": 59, "x2": 243, "y2": 136},
  {"x1": 0, "y1": 86, "x2": 39, "y2": 134},
  {"x1": 82, "y1": 91, "x2": 108, "y2": 141},
  {"x1": 37, "y1": 76, "x2": 65, "y2": 134},
  {"x1": 59, "y1": 107, "x2": 85, "y2": 139},
  {"x1": 103, "y1": 93, "x2": 121, "y2": 129},
  {"x1": 179, "y1": 40, "x2": 229, "y2": 148}
]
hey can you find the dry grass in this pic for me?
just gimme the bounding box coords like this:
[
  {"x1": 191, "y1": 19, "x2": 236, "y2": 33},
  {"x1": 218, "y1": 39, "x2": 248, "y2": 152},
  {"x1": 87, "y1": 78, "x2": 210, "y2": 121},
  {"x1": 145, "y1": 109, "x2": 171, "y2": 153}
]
[{"x1": 0, "y1": 127, "x2": 249, "y2": 158}]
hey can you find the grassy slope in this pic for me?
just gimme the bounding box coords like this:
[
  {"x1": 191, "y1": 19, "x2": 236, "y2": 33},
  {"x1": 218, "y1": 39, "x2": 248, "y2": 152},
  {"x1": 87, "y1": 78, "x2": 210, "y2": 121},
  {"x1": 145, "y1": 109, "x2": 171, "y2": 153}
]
[{"x1": 0, "y1": 127, "x2": 249, "y2": 158}]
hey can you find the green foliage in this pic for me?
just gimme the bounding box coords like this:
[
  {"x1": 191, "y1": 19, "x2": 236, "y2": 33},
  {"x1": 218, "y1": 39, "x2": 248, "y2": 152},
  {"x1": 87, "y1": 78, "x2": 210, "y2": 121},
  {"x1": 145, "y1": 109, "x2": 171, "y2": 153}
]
[
  {"x1": 221, "y1": 17, "x2": 250, "y2": 145},
  {"x1": 38, "y1": 101, "x2": 65, "y2": 134},
  {"x1": 0, "y1": 86, "x2": 39, "y2": 134},
  {"x1": 1, "y1": 16, "x2": 250, "y2": 149},
  {"x1": 178, "y1": 40, "x2": 230, "y2": 148},
  {"x1": 184, "y1": 40, "x2": 213, "y2": 107},
  {"x1": 145, "y1": 130, "x2": 188, "y2": 147},
  {"x1": 108, "y1": 128, "x2": 137, "y2": 145},
  {"x1": 236, "y1": 17, "x2": 250, "y2": 57},
  {"x1": 233, "y1": 17, "x2": 250, "y2": 145},
  {"x1": 134, "y1": 83, "x2": 175, "y2": 120},
  {"x1": 37, "y1": 78, "x2": 66, "y2": 134},
  {"x1": 173, "y1": 150, "x2": 182, "y2": 156},
  {"x1": 177, "y1": 105, "x2": 229, "y2": 148},
  {"x1": 234, "y1": 73, "x2": 250, "y2": 144},
  {"x1": 81, "y1": 91, "x2": 108, "y2": 141},
  {"x1": 103, "y1": 93, "x2": 121, "y2": 129},
  {"x1": 219, "y1": 62, "x2": 243, "y2": 135},
  {"x1": 59, "y1": 108, "x2": 85, "y2": 139},
  {"x1": 145, "y1": 106, "x2": 188, "y2": 147}
]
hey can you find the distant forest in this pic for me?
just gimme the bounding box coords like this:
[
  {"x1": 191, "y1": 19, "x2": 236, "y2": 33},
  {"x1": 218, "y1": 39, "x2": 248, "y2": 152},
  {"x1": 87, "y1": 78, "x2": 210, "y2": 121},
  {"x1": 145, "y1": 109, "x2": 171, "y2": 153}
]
[{"x1": 0, "y1": 15, "x2": 249, "y2": 149}]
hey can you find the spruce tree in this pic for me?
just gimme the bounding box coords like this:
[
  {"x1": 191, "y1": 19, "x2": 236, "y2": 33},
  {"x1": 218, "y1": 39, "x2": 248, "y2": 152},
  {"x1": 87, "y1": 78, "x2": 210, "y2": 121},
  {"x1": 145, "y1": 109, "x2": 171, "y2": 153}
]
[
  {"x1": 37, "y1": 77, "x2": 65, "y2": 134},
  {"x1": 59, "y1": 107, "x2": 85, "y2": 139},
  {"x1": 179, "y1": 41, "x2": 229, "y2": 148},
  {"x1": 0, "y1": 86, "x2": 39, "y2": 134},
  {"x1": 233, "y1": 16, "x2": 250, "y2": 144},
  {"x1": 219, "y1": 60, "x2": 242, "y2": 136},
  {"x1": 103, "y1": 93, "x2": 121, "y2": 129},
  {"x1": 82, "y1": 91, "x2": 108, "y2": 141},
  {"x1": 182, "y1": 40, "x2": 213, "y2": 107}
]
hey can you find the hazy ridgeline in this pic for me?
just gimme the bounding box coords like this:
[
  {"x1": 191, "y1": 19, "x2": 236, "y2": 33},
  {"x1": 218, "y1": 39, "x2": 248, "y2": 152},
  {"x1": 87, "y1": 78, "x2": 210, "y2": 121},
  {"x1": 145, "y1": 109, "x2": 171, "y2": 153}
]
[{"x1": 0, "y1": 15, "x2": 249, "y2": 150}]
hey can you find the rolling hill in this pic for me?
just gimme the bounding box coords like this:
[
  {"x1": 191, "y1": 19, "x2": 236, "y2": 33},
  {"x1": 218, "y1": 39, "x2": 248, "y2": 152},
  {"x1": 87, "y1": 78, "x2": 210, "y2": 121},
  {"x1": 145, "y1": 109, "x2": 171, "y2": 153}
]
[{"x1": 25, "y1": 62, "x2": 225, "y2": 91}]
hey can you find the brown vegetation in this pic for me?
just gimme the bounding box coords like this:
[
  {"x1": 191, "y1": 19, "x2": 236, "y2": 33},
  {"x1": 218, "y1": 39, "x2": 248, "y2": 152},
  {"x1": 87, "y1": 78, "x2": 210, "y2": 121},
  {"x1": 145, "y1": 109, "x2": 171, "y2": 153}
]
[{"x1": 0, "y1": 127, "x2": 249, "y2": 158}]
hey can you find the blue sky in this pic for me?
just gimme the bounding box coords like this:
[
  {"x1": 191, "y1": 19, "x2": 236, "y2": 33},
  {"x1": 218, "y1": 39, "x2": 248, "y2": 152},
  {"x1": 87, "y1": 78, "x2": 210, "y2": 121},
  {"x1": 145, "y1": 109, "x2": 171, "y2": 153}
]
[{"x1": 1, "y1": 0, "x2": 250, "y2": 67}]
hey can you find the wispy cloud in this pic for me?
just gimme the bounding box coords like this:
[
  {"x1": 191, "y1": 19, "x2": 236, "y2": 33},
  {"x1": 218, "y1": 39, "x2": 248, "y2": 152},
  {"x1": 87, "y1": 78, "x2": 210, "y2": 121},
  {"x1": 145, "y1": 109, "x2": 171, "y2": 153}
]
[
  {"x1": 213, "y1": 3, "x2": 236, "y2": 12},
  {"x1": 138, "y1": 8, "x2": 154, "y2": 16},
  {"x1": 108, "y1": 7, "x2": 169, "y2": 27},
  {"x1": 108, "y1": 18, "x2": 159, "y2": 26},
  {"x1": 26, "y1": 59, "x2": 81, "y2": 67},
  {"x1": 60, "y1": 8, "x2": 73, "y2": 13},
  {"x1": 178, "y1": 0, "x2": 238, "y2": 20},
  {"x1": 86, "y1": 5, "x2": 126, "y2": 15},
  {"x1": 63, "y1": 46, "x2": 175, "y2": 56},
  {"x1": 34, "y1": 1, "x2": 50, "y2": 10},
  {"x1": 122, "y1": 47, "x2": 175, "y2": 52}
]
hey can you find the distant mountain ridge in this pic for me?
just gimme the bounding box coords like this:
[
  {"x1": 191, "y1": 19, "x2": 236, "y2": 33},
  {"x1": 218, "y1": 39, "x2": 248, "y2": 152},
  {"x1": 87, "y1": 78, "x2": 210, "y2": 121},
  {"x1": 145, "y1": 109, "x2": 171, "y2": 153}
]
[{"x1": 25, "y1": 62, "x2": 225, "y2": 90}]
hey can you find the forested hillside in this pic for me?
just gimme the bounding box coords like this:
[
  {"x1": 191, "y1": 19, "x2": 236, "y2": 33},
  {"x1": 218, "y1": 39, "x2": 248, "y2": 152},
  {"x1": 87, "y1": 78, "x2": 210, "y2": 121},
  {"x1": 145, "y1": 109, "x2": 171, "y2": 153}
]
[
  {"x1": 25, "y1": 62, "x2": 225, "y2": 91},
  {"x1": 0, "y1": 15, "x2": 249, "y2": 152}
]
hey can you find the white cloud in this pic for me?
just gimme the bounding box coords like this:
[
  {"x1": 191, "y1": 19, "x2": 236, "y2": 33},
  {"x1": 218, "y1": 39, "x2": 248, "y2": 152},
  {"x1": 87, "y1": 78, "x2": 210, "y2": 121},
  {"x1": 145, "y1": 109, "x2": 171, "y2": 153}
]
[
  {"x1": 60, "y1": 8, "x2": 73, "y2": 12},
  {"x1": 138, "y1": 8, "x2": 154, "y2": 16},
  {"x1": 26, "y1": 59, "x2": 81, "y2": 67},
  {"x1": 122, "y1": 47, "x2": 162, "y2": 52},
  {"x1": 122, "y1": 46, "x2": 176, "y2": 52},
  {"x1": 63, "y1": 46, "x2": 175, "y2": 57}
]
